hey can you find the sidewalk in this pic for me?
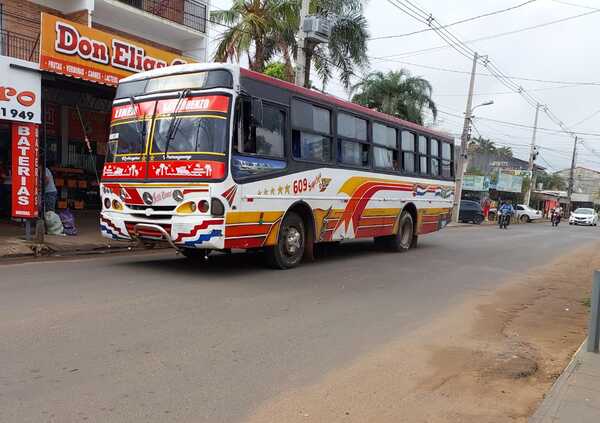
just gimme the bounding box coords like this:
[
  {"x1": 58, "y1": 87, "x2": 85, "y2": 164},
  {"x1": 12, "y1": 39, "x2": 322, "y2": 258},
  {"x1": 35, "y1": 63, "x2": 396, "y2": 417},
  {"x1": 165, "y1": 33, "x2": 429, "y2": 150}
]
[
  {"x1": 530, "y1": 342, "x2": 600, "y2": 422},
  {"x1": 0, "y1": 210, "x2": 134, "y2": 259}
]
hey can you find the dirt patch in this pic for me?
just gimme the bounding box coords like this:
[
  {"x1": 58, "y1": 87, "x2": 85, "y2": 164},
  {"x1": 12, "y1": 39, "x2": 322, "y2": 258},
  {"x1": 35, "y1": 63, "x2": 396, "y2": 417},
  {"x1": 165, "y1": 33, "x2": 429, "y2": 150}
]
[{"x1": 247, "y1": 243, "x2": 599, "y2": 423}]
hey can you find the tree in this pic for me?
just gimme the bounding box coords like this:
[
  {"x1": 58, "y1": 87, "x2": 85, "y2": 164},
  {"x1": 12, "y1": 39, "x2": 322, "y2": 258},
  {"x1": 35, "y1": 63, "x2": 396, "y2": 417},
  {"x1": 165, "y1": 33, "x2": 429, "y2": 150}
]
[
  {"x1": 263, "y1": 62, "x2": 289, "y2": 81},
  {"x1": 308, "y1": 0, "x2": 369, "y2": 89},
  {"x1": 211, "y1": 1, "x2": 296, "y2": 73},
  {"x1": 496, "y1": 146, "x2": 513, "y2": 159},
  {"x1": 536, "y1": 171, "x2": 566, "y2": 190},
  {"x1": 350, "y1": 70, "x2": 437, "y2": 125},
  {"x1": 210, "y1": 0, "x2": 369, "y2": 89},
  {"x1": 469, "y1": 136, "x2": 496, "y2": 154}
]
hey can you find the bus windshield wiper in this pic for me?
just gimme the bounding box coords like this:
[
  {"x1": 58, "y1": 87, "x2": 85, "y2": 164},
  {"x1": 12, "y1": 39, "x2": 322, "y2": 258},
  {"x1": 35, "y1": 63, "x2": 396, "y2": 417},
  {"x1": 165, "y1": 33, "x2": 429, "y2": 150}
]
[
  {"x1": 128, "y1": 97, "x2": 145, "y2": 151},
  {"x1": 163, "y1": 88, "x2": 190, "y2": 159}
]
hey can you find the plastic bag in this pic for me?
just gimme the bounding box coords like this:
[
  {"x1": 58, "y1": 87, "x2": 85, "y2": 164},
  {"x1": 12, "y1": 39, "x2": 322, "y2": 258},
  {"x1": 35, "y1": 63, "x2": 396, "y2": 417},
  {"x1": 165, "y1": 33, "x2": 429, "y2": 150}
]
[
  {"x1": 58, "y1": 209, "x2": 78, "y2": 236},
  {"x1": 45, "y1": 211, "x2": 64, "y2": 235}
]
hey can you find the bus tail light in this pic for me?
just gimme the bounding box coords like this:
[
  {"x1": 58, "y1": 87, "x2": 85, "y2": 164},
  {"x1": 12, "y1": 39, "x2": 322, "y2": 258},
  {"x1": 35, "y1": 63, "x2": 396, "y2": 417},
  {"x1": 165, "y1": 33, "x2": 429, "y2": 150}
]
[
  {"x1": 197, "y1": 200, "x2": 210, "y2": 213},
  {"x1": 176, "y1": 201, "x2": 197, "y2": 214},
  {"x1": 211, "y1": 198, "x2": 225, "y2": 216}
]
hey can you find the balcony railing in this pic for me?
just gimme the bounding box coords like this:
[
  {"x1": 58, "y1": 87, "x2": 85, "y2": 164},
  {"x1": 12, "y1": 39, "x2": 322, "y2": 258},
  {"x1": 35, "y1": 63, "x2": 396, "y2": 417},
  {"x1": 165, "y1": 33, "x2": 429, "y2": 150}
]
[
  {"x1": 117, "y1": 0, "x2": 207, "y2": 33},
  {"x1": 0, "y1": 30, "x2": 39, "y2": 62}
]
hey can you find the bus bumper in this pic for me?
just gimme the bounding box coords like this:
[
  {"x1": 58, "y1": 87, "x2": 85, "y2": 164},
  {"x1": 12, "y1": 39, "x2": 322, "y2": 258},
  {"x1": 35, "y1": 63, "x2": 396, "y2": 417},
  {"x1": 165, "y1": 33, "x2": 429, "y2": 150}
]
[{"x1": 100, "y1": 212, "x2": 225, "y2": 250}]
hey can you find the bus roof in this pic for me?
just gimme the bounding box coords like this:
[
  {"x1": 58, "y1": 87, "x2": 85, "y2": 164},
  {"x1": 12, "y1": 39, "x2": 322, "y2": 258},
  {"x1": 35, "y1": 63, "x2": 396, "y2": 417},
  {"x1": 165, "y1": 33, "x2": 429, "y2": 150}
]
[{"x1": 119, "y1": 63, "x2": 453, "y2": 142}]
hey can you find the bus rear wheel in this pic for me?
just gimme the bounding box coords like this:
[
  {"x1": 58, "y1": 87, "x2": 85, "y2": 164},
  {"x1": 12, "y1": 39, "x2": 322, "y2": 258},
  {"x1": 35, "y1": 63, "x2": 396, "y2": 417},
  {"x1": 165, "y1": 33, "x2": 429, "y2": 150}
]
[
  {"x1": 265, "y1": 212, "x2": 305, "y2": 269},
  {"x1": 376, "y1": 211, "x2": 415, "y2": 252}
]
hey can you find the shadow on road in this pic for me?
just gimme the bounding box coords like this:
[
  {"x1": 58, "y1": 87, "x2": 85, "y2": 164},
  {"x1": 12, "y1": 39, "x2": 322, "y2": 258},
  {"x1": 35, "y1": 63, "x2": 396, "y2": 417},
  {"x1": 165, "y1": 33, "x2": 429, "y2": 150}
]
[{"x1": 116, "y1": 239, "x2": 436, "y2": 278}]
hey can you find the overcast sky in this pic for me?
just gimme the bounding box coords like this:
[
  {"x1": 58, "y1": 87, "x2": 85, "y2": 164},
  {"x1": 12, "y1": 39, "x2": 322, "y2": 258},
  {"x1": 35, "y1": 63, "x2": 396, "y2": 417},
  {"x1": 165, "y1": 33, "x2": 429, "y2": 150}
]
[{"x1": 209, "y1": 0, "x2": 600, "y2": 172}]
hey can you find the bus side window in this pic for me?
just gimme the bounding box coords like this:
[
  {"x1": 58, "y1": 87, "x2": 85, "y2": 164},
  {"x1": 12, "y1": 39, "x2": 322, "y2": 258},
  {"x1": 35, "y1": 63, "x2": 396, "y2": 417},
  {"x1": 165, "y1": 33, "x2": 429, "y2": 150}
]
[{"x1": 236, "y1": 98, "x2": 285, "y2": 158}]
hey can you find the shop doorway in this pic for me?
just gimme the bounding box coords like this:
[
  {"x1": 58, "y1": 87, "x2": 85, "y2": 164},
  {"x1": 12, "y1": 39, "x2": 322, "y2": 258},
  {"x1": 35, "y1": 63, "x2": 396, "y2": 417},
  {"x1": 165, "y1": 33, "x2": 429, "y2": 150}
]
[{"x1": 42, "y1": 74, "x2": 115, "y2": 213}]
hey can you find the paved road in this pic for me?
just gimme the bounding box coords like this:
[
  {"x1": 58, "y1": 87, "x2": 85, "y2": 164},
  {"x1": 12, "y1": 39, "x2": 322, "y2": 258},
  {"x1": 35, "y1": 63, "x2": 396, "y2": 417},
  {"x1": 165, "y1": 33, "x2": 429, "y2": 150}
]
[{"x1": 0, "y1": 223, "x2": 597, "y2": 422}]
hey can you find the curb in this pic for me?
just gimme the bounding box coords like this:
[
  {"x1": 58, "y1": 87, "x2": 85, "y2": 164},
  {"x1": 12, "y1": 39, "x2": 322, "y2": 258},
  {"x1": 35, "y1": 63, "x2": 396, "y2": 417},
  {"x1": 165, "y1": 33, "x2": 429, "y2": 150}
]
[{"x1": 529, "y1": 340, "x2": 586, "y2": 422}]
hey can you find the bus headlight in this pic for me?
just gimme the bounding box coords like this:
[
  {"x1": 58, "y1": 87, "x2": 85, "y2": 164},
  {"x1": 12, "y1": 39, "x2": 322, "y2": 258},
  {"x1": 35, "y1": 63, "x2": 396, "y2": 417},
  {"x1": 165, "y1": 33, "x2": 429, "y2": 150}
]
[
  {"x1": 103, "y1": 198, "x2": 111, "y2": 209},
  {"x1": 112, "y1": 199, "x2": 124, "y2": 211},
  {"x1": 172, "y1": 190, "x2": 184, "y2": 203},
  {"x1": 176, "y1": 201, "x2": 197, "y2": 214}
]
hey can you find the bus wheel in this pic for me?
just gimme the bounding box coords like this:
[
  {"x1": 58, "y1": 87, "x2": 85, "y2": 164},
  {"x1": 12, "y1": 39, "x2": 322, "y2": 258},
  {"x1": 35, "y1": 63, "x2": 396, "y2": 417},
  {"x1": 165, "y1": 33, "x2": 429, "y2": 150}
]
[
  {"x1": 181, "y1": 248, "x2": 209, "y2": 261},
  {"x1": 388, "y1": 211, "x2": 415, "y2": 252},
  {"x1": 265, "y1": 212, "x2": 305, "y2": 269}
]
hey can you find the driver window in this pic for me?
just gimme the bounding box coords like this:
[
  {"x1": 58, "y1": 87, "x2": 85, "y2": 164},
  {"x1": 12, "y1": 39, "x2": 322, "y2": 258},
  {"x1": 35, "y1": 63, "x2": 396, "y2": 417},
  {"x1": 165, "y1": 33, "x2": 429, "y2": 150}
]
[{"x1": 234, "y1": 98, "x2": 285, "y2": 158}]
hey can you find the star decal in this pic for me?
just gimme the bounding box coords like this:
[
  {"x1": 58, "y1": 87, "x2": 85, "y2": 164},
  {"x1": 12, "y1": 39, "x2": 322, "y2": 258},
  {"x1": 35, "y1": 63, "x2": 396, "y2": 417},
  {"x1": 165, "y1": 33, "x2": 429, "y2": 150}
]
[{"x1": 285, "y1": 184, "x2": 291, "y2": 194}]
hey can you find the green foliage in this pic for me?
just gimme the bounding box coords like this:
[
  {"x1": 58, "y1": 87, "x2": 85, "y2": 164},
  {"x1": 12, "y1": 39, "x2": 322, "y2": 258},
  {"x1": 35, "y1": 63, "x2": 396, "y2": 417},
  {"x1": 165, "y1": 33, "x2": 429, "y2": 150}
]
[
  {"x1": 350, "y1": 69, "x2": 437, "y2": 125},
  {"x1": 264, "y1": 62, "x2": 288, "y2": 81},
  {"x1": 210, "y1": 0, "x2": 369, "y2": 89},
  {"x1": 466, "y1": 166, "x2": 485, "y2": 176},
  {"x1": 536, "y1": 171, "x2": 566, "y2": 190}
]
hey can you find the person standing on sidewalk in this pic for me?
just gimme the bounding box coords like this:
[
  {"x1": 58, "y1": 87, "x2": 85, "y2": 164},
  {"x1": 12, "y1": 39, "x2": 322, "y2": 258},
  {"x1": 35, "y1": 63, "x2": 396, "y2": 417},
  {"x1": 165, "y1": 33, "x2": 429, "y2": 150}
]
[{"x1": 44, "y1": 166, "x2": 58, "y2": 213}]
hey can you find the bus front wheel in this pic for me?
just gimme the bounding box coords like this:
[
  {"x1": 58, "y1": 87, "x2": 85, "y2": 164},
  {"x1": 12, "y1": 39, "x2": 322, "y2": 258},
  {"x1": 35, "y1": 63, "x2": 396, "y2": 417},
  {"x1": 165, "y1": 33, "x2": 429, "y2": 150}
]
[{"x1": 265, "y1": 212, "x2": 305, "y2": 269}]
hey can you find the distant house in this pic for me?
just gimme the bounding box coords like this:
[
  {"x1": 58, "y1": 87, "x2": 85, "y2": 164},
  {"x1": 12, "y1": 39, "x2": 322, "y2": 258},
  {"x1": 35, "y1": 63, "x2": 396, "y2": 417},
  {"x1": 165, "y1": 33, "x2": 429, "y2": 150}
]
[
  {"x1": 468, "y1": 151, "x2": 545, "y2": 175},
  {"x1": 554, "y1": 167, "x2": 600, "y2": 195}
]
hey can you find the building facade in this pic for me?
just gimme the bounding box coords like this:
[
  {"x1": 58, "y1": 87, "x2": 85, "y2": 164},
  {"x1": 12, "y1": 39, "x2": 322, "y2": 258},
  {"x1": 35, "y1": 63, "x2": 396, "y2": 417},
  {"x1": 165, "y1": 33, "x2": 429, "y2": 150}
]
[
  {"x1": 0, "y1": 0, "x2": 209, "y2": 220},
  {"x1": 554, "y1": 167, "x2": 600, "y2": 195}
]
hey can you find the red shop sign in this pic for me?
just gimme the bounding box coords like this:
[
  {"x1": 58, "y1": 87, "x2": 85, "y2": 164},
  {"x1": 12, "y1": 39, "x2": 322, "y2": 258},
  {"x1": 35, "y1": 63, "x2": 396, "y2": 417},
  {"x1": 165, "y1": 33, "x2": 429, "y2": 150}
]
[{"x1": 11, "y1": 122, "x2": 39, "y2": 218}]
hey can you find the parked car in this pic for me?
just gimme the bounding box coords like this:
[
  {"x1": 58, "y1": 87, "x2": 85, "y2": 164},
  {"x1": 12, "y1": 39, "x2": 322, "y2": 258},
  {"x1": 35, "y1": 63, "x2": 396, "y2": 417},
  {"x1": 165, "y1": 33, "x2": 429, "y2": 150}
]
[
  {"x1": 515, "y1": 204, "x2": 543, "y2": 223},
  {"x1": 459, "y1": 200, "x2": 484, "y2": 224},
  {"x1": 569, "y1": 208, "x2": 598, "y2": 226}
]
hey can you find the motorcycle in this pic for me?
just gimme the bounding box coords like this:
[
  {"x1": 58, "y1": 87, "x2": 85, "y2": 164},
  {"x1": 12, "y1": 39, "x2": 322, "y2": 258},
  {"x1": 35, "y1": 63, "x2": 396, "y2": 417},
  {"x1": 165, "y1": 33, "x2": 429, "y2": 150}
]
[
  {"x1": 498, "y1": 212, "x2": 511, "y2": 229},
  {"x1": 551, "y1": 211, "x2": 561, "y2": 227}
]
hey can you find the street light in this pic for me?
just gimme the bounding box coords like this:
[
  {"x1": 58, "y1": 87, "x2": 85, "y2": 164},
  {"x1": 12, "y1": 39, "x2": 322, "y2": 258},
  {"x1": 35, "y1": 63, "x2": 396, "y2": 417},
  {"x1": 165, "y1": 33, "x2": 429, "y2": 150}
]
[
  {"x1": 472, "y1": 100, "x2": 494, "y2": 111},
  {"x1": 451, "y1": 99, "x2": 494, "y2": 223}
]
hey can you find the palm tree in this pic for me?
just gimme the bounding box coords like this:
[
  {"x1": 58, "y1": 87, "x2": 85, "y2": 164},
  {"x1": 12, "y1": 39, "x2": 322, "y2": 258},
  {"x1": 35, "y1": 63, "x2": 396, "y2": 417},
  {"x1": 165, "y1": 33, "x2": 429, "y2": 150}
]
[
  {"x1": 469, "y1": 136, "x2": 496, "y2": 155},
  {"x1": 307, "y1": 0, "x2": 369, "y2": 89},
  {"x1": 210, "y1": 1, "x2": 369, "y2": 89},
  {"x1": 496, "y1": 146, "x2": 513, "y2": 159},
  {"x1": 211, "y1": 1, "x2": 296, "y2": 73},
  {"x1": 350, "y1": 70, "x2": 437, "y2": 125}
]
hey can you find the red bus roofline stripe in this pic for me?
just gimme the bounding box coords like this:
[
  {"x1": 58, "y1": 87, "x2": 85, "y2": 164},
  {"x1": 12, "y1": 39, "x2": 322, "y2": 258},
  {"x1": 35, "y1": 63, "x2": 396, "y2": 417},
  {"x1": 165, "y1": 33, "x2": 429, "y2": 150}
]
[{"x1": 240, "y1": 68, "x2": 453, "y2": 142}]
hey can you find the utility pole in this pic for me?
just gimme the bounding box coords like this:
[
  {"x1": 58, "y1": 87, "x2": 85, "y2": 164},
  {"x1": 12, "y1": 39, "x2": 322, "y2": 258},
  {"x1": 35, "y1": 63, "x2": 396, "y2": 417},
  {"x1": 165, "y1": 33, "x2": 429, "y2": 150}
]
[
  {"x1": 523, "y1": 103, "x2": 541, "y2": 206},
  {"x1": 567, "y1": 136, "x2": 578, "y2": 211},
  {"x1": 295, "y1": 0, "x2": 310, "y2": 87},
  {"x1": 452, "y1": 52, "x2": 478, "y2": 223}
]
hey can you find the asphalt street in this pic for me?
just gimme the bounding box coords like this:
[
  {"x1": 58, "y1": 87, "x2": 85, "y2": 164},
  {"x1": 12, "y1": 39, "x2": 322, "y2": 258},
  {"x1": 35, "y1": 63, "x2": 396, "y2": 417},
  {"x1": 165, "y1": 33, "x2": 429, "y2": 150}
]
[{"x1": 0, "y1": 223, "x2": 598, "y2": 422}]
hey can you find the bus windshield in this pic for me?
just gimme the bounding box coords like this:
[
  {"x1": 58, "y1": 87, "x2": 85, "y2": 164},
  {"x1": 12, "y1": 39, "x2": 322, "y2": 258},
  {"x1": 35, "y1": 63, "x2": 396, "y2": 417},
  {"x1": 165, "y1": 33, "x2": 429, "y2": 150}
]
[
  {"x1": 152, "y1": 115, "x2": 228, "y2": 156},
  {"x1": 107, "y1": 120, "x2": 149, "y2": 161}
]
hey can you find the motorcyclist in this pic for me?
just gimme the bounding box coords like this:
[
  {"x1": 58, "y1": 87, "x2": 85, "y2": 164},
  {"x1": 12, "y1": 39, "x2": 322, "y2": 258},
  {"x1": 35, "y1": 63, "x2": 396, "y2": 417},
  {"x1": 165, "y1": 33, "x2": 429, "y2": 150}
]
[
  {"x1": 498, "y1": 201, "x2": 514, "y2": 229},
  {"x1": 551, "y1": 205, "x2": 562, "y2": 227}
]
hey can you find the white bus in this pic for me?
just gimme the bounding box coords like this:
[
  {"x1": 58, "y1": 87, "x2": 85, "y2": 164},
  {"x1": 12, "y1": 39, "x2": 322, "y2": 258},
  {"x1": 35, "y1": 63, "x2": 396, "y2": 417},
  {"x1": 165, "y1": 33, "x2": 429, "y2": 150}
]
[{"x1": 100, "y1": 63, "x2": 455, "y2": 269}]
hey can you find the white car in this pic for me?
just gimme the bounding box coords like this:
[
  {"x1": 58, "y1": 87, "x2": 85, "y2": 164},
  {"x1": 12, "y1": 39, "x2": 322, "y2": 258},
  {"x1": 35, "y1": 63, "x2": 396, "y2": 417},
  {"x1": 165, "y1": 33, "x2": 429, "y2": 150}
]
[
  {"x1": 515, "y1": 204, "x2": 543, "y2": 223},
  {"x1": 569, "y1": 208, "x2": 598, "y2": 226}
]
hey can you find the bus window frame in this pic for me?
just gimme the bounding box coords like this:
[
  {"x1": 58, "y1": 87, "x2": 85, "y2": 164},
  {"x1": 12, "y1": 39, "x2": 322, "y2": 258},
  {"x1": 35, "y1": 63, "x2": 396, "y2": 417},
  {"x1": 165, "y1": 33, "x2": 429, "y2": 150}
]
[
  {"x1": 290, "y1": 97, "x2": 334, "y2": 165},
  {"x1": 336, "y1": 110, "x2": 370, "y2": 169},
  {"x1": 233, "y1": 95, "x2": 289, "y2": 161},
  {"x1": 401, "y1": 130, "x2": 417, "y2": 175},
  {"x1": 372, "y1": 121, "x2": 398, "y2": 171}
]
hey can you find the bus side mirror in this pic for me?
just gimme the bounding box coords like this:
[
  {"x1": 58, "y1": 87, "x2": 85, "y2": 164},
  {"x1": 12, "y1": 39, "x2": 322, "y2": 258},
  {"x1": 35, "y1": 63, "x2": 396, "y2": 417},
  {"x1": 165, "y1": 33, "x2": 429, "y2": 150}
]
[{"x1": 251, "y1": 97, "x2": 263, "y2": 127}]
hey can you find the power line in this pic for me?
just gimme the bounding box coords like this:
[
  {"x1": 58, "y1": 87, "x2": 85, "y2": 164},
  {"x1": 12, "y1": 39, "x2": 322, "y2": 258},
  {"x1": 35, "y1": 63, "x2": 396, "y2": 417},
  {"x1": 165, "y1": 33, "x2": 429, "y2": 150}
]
[
  {"x1": 371, "y1": 0, "x2": 537, "y2": 41},
  {"x1": 569, "y1": 108, "x2": 600, "y2": 128},
  {"x1": 373, "y1": 8, "x2": 600, "y2": 61},
  {"x1": 550, "y1": 0, "x2": 600, "y2": 10}
]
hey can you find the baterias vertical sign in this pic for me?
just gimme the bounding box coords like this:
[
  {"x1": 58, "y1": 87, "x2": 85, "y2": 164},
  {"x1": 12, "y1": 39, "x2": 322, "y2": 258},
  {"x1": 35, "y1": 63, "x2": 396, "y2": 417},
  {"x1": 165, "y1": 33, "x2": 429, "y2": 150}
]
[{"x1": 11, "y1": 122, "x2": 39, "y2": 218}]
